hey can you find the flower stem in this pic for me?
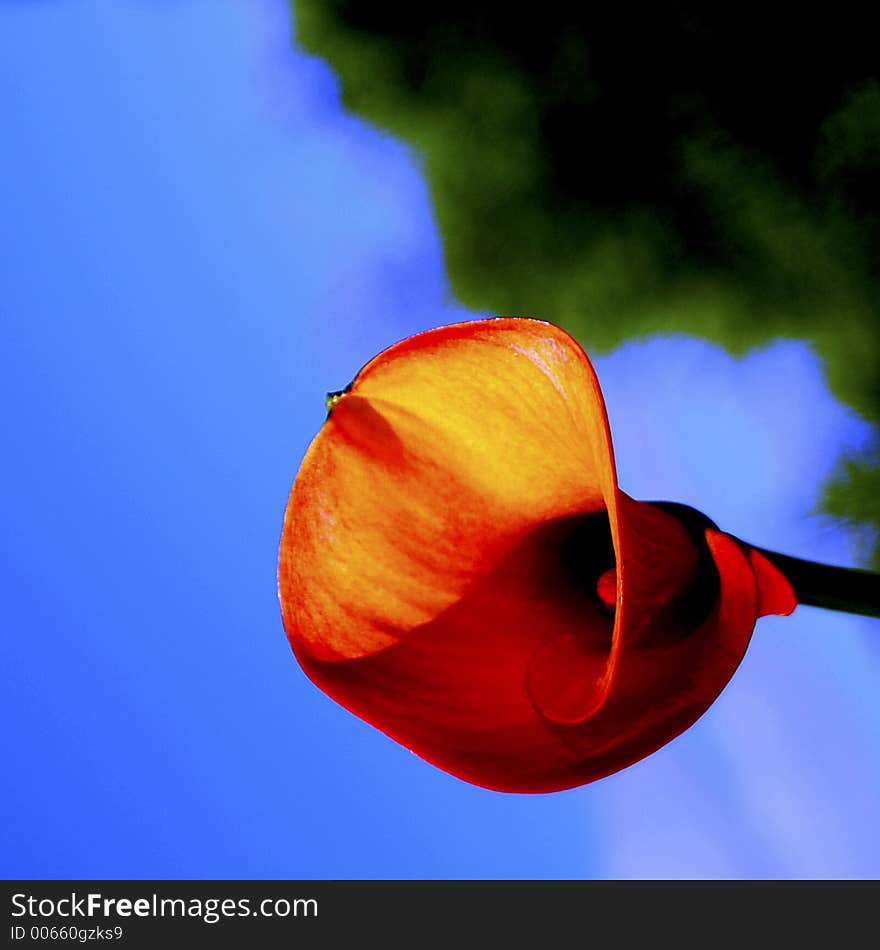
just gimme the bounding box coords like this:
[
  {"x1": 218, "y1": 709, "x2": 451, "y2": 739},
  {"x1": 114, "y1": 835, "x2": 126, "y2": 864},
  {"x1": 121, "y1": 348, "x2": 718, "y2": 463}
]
[{"x1": 753, "y1": 547, "x2": 880, "y2": 619}]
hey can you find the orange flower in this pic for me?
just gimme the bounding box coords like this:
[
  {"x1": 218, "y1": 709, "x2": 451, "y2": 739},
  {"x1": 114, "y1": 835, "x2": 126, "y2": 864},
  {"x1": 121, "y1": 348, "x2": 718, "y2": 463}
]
[{"x1": 278, "y1": 318, "x2": 796, "y2": 792}]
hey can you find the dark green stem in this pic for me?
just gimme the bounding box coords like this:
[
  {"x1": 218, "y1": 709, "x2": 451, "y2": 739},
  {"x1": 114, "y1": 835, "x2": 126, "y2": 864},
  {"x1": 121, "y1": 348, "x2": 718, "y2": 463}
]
[
  {"x1": 648, "y1": 502, "x2": 879, "y2": 620},
  {"x1": 754, "y1": 547, "x2": 880, "y2": 619}
]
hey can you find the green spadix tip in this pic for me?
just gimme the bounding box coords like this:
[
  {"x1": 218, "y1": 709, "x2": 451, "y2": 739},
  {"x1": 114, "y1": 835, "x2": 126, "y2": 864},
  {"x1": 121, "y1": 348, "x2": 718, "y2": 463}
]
[{"x1": 325, "y1": 389, "x2": 348, "y2": 414}]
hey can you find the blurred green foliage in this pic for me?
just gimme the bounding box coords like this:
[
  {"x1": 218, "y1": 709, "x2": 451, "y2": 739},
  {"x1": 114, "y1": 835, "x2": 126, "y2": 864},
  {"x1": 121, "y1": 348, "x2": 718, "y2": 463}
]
[{"x1": 292, "y1": 2, "x2": 880, "y2": 565}]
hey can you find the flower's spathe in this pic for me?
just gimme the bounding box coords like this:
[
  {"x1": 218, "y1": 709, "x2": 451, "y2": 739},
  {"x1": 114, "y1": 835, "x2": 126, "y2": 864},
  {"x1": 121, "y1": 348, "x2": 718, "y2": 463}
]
[{"x1": 278, "y1": 318, "x2": 796, "y2": 792}]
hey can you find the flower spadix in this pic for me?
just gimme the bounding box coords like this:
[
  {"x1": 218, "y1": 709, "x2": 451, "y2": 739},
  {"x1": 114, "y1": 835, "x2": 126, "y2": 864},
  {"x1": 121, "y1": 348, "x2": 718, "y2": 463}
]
[{"x1": 278, "y1": 318, "x2": 796, "y2": 792}]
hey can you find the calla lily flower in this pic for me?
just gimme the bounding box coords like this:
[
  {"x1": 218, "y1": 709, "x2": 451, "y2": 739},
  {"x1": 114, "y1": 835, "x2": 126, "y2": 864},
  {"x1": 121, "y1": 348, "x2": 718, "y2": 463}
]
[{"x1": 278, "y1": 318, "x2": 797, "y2": 793}]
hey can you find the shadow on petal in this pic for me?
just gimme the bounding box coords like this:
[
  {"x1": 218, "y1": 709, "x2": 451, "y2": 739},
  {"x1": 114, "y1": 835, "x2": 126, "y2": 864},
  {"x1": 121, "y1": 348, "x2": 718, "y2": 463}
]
[{"x1": 298, "y1": 510, "x2": 616, "y2": 792}]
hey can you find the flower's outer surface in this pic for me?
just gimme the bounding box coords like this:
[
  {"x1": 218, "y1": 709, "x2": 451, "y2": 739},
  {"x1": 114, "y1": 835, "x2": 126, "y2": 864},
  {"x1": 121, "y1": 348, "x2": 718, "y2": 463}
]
[{"x1": 278, "y1": 318, "x2": 796, "y2": 792}]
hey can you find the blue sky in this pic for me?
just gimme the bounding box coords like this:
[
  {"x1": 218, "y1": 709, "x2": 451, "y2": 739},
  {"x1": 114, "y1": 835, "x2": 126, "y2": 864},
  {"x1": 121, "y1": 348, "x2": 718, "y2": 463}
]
[{"x1": 2, "y1": 0, "x2": 878, "y2": 878}]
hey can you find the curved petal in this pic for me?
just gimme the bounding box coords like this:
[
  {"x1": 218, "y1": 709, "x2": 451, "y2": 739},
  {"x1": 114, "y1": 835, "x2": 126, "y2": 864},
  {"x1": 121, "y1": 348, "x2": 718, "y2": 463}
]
[
  {"x1": 539, "y1": 529, "x2": 764, "y2": 790},
  {"x1": 527, "y1": 494, "x2": 702, "y2": 726},
  {"x1": 293, "y1": 514, "x2": 771, "y2": 793},
  {"x1": 279, "y1": 318, "x2": 618, "y2": 663},
  {"x1": 298, "y1": 512, "x2": 620, "y2": 791}
]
